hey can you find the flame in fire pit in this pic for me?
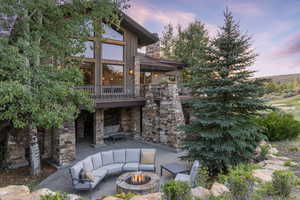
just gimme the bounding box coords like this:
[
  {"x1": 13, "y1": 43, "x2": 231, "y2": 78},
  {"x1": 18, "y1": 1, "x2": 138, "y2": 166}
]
[{"x1": 131, "y1": 172, "x2": 145, "y2": 184}]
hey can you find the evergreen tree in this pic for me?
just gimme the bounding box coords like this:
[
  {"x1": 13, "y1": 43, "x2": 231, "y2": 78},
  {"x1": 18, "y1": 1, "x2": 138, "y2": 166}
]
[
  {"x1": 0, "y1": 0, "x2": 129, "y2": 174},
  {"x1": 182, "y1": 9, "x2": 269, "y2": 175},
  {"x1": 161, "y1": 24, "x2": 175, "y2": 59}
]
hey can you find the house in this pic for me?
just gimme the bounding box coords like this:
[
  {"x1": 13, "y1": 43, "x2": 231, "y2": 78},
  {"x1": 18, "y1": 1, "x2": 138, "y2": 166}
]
[{"x1": 0, "y1": 12, "x2": 188, "y2": 169}]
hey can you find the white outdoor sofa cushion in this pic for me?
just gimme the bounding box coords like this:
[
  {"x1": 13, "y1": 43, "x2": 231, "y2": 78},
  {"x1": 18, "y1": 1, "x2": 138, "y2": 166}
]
[
  {"x1": 175, "y1": 160, "x2": 200, "y2": 187},
  {"x1": 69, "y1": 148, "x2": 156, "y2": 191}
]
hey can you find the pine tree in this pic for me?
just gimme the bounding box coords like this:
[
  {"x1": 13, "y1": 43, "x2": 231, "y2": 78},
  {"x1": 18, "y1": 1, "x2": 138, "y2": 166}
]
[
  {"x1": 161, "y1": 24, "x2": 175, "y2": 59},
  {"x1": 182, "y1": 9, "x2": 269, "y2": 175},
  {"x1": 0, "y1": 0, "x2": 128, "y2": 175}
]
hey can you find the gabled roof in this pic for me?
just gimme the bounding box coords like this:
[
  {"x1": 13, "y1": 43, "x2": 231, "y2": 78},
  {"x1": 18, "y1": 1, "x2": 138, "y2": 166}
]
[
  {"x1": 121, "y1": 13, "x2": 158, "y2": 46},
  {"x1": 138, "y1": 53, "x2": 184, "y2": 71}
]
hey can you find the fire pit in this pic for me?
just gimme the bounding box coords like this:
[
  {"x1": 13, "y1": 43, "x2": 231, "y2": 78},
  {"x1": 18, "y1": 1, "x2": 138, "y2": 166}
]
[{"x1": 116, "y1": 171, "x2": 160, "y2": 194}]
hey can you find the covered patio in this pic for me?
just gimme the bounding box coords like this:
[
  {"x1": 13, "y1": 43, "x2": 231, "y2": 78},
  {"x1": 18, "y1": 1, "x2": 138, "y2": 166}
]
[{"x1": 36, "y1": 139, "x2": 186, "y2": 200}]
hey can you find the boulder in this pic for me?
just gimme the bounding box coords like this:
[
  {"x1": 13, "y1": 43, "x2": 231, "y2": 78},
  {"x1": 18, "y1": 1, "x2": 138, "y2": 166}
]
[
  {"x1": 30, "y1": 188, "x2": 56, "y2": 200},
  {"x1": 264, "y1": 164, "x2": 289, "y2": 171},
  {"x1": 130, "y1": 193, "x2": 161, "y2": 200},
  {"x1": 210, "y1": 182, "x2": 229, "y2": 197},
  {"x1": 0, "y1": 185, "x2": 31, "y2": 200},
  {"x1": 102, "y1": 196, "x2": 123, "y2": 200},
  {"x1": 192, "y1": 186, "x2": 211, "y2": 200},
  {"x1": 264, "y1": 159, "x2": 285, "y2": 166},
  {"x1": 269, "y1": 147, "x2": 279, "y2": 154},
  {"x1": 253, "y1": 169, "x2": 273, "y2": 183}
]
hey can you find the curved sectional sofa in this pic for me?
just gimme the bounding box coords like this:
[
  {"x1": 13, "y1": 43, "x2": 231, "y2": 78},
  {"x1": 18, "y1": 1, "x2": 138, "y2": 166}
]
[{"x1": 69, "y1": 148, "x2": 156, "y2": 191}]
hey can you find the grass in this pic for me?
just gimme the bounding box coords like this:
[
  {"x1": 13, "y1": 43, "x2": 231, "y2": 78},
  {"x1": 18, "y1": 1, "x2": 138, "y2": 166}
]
[{"x1": 267, "y1": 95, "x2": 300, "y2": 120}]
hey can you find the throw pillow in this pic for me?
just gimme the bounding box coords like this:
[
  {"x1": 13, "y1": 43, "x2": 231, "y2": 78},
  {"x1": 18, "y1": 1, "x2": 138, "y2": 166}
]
[
  {"x1": 79, "y1": 169, "x2": 95, "y2": 183},
  {"x1": 141, "y1": 151, "x2": 155, "y2": 164}
]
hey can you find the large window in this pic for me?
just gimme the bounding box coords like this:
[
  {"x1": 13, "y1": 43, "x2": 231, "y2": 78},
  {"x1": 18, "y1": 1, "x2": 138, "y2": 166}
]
[
  {"x1": 103, "y1": 23, "x2": 124, "y2": 41},
  {"x1": 74, "y1": 41, "x2": 94, "y2": 59},
  {"x1": 80, "y1": 62, "x2": 95, "y2": 85},
  {"x1": 102, "y1": 43, "x2": 123, "y2": 61},
  {"x1": 102, "y1": 64, "x2": 124, "y2": 86}
]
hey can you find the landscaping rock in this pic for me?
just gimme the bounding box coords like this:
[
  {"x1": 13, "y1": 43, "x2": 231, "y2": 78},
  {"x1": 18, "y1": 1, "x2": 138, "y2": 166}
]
[
  {"x1": 192, "y1": 186, "x2": 211, "y2": 200},
  {"x1": 253, "y1": 169, "x2": 273, "y2": 183},
  {"x1": 210, "y1": 182, "x2": 229, "y2": 197},
  {"x1": 269, "y1": 147, "x2": 279, "y2": 154},
  {"x1": 102, "y1": 196, "x2": 123, "y2": 200},
  {"x1": 264, "y1": 159, "x2": 285, "y2": 166},
  {"x1": 30, "y1": 188, "x2": 56, "y2": 199},
  {"x1": 0, "y1": 185, "x2": 30, "y2": 200},
  {"x1": 264, "y1": 164, "x2": 289, "y2": 171},
  {"x1": 130, "y1": 192, "x2": 161, "y2": 200},
  {"x1": 65, "y1": 194, "x2": 83, "y2": 200},
  {"x1": 266, "y1": 154, "x2": 290, "y2": 161}
]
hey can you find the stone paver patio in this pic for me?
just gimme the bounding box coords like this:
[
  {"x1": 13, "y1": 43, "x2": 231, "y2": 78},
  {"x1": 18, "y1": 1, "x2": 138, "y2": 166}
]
[{"x1": 36, "y1": 138, "x2": 184, "y2": 200}]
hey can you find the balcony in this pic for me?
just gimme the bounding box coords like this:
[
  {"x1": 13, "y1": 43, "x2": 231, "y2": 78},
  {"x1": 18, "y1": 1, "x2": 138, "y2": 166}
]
[{"x1": 76, "y1": 85, "x2": 145, "y2": 102}]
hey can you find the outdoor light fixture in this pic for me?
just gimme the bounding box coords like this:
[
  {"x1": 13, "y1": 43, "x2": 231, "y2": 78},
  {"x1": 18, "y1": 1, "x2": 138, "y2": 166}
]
[{"x1": 129, "y1": 69, "x2": 134, "y2": 75}]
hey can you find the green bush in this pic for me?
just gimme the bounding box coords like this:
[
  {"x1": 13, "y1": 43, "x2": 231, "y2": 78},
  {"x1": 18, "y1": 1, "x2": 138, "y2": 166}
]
[
  {"x1": 256, "y1": 144, "x2": 270, "y2": 162},
  {"x1": 272, "y1": 170, "x2": 297, "y2": 197},
  {"x1": 254, "y1": 111, "x2": 300, "y2": 141},
  {"x1": 196, "y1": 166, "x2": 211, "y2": 189},
  {"x1": 161, "y1": 180, "x2": 192, "y2": 200},
  {"x1": 221, "y1": 164, "x2": 258, "y2": 200},
  {"x1": 41, "y1": 192, "x2": 67, "y2": 200}
]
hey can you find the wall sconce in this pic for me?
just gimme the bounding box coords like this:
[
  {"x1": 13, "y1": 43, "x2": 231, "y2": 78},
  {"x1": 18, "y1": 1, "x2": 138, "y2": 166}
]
[
  {"x1": 129, "y1": 69, "x2": 134, "y2": 75},
  {"x1": 154, "y1": 73, "x2": 158, "y2": 78}
]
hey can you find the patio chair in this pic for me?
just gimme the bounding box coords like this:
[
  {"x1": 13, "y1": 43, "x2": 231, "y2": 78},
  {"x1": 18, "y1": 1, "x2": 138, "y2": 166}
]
[{"x1": 175, "y1": 160, "x2": 200, "y2": 187}]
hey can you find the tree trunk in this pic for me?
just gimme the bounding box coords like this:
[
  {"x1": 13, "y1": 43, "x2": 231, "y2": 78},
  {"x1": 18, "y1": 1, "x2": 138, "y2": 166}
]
[{"x1": 29, "y1": 125, "x2": 41, "y2": 176}]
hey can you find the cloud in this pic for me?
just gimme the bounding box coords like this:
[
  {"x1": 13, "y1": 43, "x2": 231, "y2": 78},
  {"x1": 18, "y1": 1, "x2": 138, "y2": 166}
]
[
  {"x1": 272, "y1": 32, "x2": 300, "y2": 57},
  {"x1": 228, "y1": 2, "x2": 263, "y2": 16},
  {"x1": 126, "y1": 1, "x2": 218, "y2": 37}
]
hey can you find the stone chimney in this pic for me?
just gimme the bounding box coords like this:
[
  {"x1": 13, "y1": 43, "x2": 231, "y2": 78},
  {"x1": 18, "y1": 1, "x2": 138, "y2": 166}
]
[{"x1": 145, "y1": 33, "x2": 162, "y2": 59}]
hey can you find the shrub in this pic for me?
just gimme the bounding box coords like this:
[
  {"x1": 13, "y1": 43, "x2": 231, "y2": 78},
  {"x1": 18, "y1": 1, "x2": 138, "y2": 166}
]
[
  {"x1": 254, "y1": 111, "x2": 300, "y2": 141},
  {"x1": 41, "y1": 192, "x2": 67, "y2": 200},
  {"x1": 221, "y1": 164, "x2": 258, "y2": 200},
  {"x1": 272, "y1": 170, "x2": 297, "y2": 197},
  {"x1": 196, "y1": 166, "x2": 211, "y2": 189},
  {"x1": 113, "y1": 192, "x2": 136, "y2": 200},
  {"x1": 161, "y1": 180, "x2": 192, "y2": 200},
  {"x1": 256, "y1": 144, "x2": 270, "y2": 162}
]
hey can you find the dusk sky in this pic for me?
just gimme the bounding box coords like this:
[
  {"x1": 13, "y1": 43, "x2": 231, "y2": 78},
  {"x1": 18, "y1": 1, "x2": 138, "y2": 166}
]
[{"x1": 126, "y1": 0, "x2": 300, "y2": 77}]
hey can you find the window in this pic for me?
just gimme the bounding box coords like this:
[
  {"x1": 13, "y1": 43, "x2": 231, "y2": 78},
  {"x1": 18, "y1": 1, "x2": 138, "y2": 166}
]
[
  {"x1": 80, "y1": 62, "x2": 95, "y2": 85},
  {"x1": 102, "y1": 43, "x2": 123, "y2": 61},
  {"x1": 84, "y1": 19, "x2": 94, "y2": 36},
  {"x1": 74, "y1": 41, "x2": 94, "y2": 58},
  {"x1": 103, "y1": 23, "x2": 124, "y2": 41},
  {"x1": 102, "y1": 64, "x2": 124, "y2": 86}
]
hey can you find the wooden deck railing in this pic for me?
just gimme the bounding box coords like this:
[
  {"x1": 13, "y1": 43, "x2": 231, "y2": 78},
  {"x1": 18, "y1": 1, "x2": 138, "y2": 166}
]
[{"x1": 76, "y1": 85, "x2": 145, "y2": 100}]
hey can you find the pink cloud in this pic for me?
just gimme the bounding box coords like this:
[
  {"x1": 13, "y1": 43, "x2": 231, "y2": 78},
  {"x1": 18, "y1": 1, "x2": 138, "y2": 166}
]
[
  {"x1": 229, "y1": 2, "x2": 263, "y2": 16},
  {"x1": 126, "y1": 1, "x2": 218, "y2": 37},
  {"x1": 272, "y1": 32, "x2": 300, "y2": 57}
]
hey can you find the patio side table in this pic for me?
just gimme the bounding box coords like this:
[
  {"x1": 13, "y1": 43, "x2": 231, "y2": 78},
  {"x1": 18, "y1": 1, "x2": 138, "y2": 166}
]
[{"x1": 160, "y1": 162, "x2": 189, "y2": 176}]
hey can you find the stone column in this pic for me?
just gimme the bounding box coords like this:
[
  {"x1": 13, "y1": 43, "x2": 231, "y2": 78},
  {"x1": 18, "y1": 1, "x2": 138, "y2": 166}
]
[
  {"x1": 134, "y1": 55, "x2": 141, "y2": 96},
  {"x1": 52, "y1": 121, "x2": 76, "y2": 166},
  {"x1": 159, "y1": 83, "x2": 185, "y2": 149},
  {"x1": 93, "y1": 109, "x2": 105, "y2": 147},
  {"x1": 142, "y1": 85, "x2": 160, "y2": 143},
  {"x1": 29, "y1": 126, "x2": 41, "y2": 175},
  {"x1": 132, "y1": 107, "x2": 141, "y2": 137}
]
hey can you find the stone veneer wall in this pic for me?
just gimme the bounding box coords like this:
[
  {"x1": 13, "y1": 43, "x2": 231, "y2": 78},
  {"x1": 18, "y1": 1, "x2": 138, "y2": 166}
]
[
  {"x1": 52, "y1": 121, "x2": 76, "y2": 166},
  {"x1": 94, "y1": 109, "x2": 104, "y2": 146},
  {"x1": 5, "y1": 128, "x2": 29, "y2": 169},
  {"x1": 120, "y1": 107, "x2": 141, "y2": 138},
  {"x1": 142, "y1": 85, "x2": 160, "y2": 143},
  {"x1": 142, "y1": 84, "x2": 185, "y2": 148},
  {"x1": 159, "y1": 84, "x2": 185, "y2": 148}
]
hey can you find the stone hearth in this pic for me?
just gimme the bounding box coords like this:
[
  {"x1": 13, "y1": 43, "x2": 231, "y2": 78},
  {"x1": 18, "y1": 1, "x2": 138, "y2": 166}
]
[{"x1": 116, "y1": 172, "x2": 160, "y2": 195}]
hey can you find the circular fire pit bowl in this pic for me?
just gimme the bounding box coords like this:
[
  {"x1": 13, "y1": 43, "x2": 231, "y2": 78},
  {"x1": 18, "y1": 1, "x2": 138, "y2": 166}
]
[{"x1": 116, "y1": 172, "x2": 160, "y2": 194}]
